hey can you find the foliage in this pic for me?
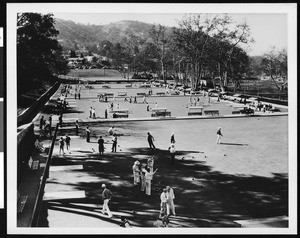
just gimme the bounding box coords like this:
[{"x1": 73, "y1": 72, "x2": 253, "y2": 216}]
[
  {"x1": 261, "y1": 48, "x2": 287, "y2": 90},
  {"x1": 17, "y1": 13, "x2": 68, "y2": 94}
]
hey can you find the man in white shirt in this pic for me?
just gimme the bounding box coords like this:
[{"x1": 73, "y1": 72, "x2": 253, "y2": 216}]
[
  {"x1": 160, "y1": 188, "x2": 168, "y2": 216},
  {"x1": 166, "y1": 186, "x2": 176, "y2": 216}
]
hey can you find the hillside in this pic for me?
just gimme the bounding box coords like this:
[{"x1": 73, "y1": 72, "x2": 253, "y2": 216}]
[{"x1": 54, "y1": 19, "x2": 156, "y2": 50}]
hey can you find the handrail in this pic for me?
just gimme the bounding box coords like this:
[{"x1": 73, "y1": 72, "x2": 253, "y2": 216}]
[{"x1": 29, "y1": 123, "x2": 59, "y2": 227}]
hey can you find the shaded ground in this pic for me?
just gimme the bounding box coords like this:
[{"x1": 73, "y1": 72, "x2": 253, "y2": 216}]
[{"x1": 36, "y1": 114, "x2": 288, "y2": 228}]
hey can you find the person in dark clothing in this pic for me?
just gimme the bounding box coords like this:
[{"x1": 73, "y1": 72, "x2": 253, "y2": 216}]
[
  {"x1": 59, "y1": 114, "x2": 63, "y2": 126},
  {"x1": 39, "y1": 116, "x2": 45, "y2": 129},
  {"x1": 98, "y1": 136, "x2": 105, "y2": 155},
  {"x1": 65, "y1": 134, "x2": 71, "y2": 154},
  {"x1": 147, "y1": 132, "x2": 156, "y2": 149},
  {"x1": 49, "y1": 115, "x2": 52, "y2": 128},
  {"x1": 111, "y1": 135, "x2": 117, "y2": 153},
  {"x1": 78, "y1": 92, "x2": 81, "y2": 100},
  {"x1": 86, "y1": 126, "x2": 91, "y2": 142},
  {"x1": 105, "y1": 109, "x2": 108, "y2": 119},
  {"x1": 75, "y1": 120, "x2": 79, "y2": 136},
  {"x1": 170, "y1": 133, "x2": 175, "y2": 144}
]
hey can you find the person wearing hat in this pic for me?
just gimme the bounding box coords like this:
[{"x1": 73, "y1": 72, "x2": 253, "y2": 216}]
[
  {"x1": 101, "y1": 184, "x2": 113, "y2": 218},
  {"x1": 168, "y1": 143, "x2": 176, "y2": 165},
  {"x1": 132, "y1": 161, "x2": 141, "y2": 186},
  {"x1": 216, "y1": 127, "x2": 223, "y2": 144}
]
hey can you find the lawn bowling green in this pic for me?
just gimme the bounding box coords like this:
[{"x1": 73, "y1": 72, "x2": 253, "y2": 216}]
[{"x1": 38, "y1": 82, "x2": 288, "y2": 228}]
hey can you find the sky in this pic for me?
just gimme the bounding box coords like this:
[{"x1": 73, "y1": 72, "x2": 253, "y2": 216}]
[{"x1": 53, "y1": 12, "x2": 287, "y2": 57}]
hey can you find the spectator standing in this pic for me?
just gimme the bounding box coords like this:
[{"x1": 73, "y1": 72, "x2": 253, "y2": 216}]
[
  {"x1": 105, "y1": 109, "x2": 108, "y2": 119},
  {"x1": 98, "y1": 136, "x2": 104, "y2": 155},
  {"x1": 86, "y1": 126, "x2": 91, "y2": 142},
  {"x1": 65, "y1": 134, "x2": 71, "y2": 154},
  {"x1": 132, "y1": 161, "x2": 141, "y2": 186},
  {"x1": 59, "y1": 137, "x2": 65, "y2": 155},
  {"x1": 111, "y1": 135, "x2": 117, "y2": 153},
  {"x1": 101, "y1": 184, "x2": 113, "y2": 218},
  {"x1": 216, "y1": 127, "x2": 223, "y2": 144},
  {"x1": 168, "y1": 143, "x2": 176, "y2": 165},
  {"x1": 78, "y1": 91, "x2": 81, "y2": 100},
  {"x1": 147, "y1": 132, "x2": 156, "y2": 149},
  {"x1": 166, "y1": 186, "x2": 176, "y2": 216}
]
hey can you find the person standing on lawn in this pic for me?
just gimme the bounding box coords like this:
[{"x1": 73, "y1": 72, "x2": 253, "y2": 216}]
[
  {"x1": 168, "y1": 143, "x2": 176, "y2": 165},
  {"x1": 132, "y1": 161, "x2": 141, "y2": 186},
  {"x1": 86, "y1": 126, "x2": 91, "y2": 142},
  {"x1": 75, "y1": 120, "x2": 79, "y2": 136},
  {"x1": 147, "y1": 156, "x2": 154, "y2": 173},
  {"x1": 147, "y1": 131, "x2": 156, "y2": 149},
  {"x1": 111, "y1": 134, "x2": 117, "y2": 153},
  {"x1": 98, "y1": 136, "x2": 104, "y2": 155},
  {"x1": 144, "y1": 168, "x2": 158, "y2": 196},
  {"x1": 170, "y1": 133, "x2": 175, "y2": 144},
  {"x1": 140, "y1": 163, "x2": 147, "y2": 192},
  {"x1": 166, "y1": 186, "x2": 176, "y2": 216},
  {"x1": 160, "y1": 188, "x2": 168, "y2": 216},
  {"x1": 216, "y1": 127, "x2": 223, "y2": 144},
  {"x1": 101, "y1": 184, "x2": 113, "y2": 218}
]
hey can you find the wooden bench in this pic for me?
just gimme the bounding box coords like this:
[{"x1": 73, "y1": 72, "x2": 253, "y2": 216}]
[
  {"x1": 111, "y1": 109, "x2": 130, "y2": 118},
  {"x1": 105, "y1": 93, "x2": 114, "y2": 97},
  {"x1": 17, "y1": 194, "x2": 28, "y2": 213},
  {"x1": 204, "y1": 109, "x2": 219, "y2": 116},
  {"x1": 170, "y1": 91, "x2": 180, "y2": 95},
  {"x1": 137, "y1": 92, "x2": 147, "y2": 96},
  {"x1": 156, "y1": 92, "x2": 165, "y2": 96},
  {"x1": 151, "y1": 108, "x2": 171, "y2": 117},
  {"x1": 102, "y1": 85, "x2": 111, "y2": 89},
  {"x1": 125, "y1": 84, "x2": 132, "y2": 88},
  {"x1": 188, "y1": 106, "x2": 204, "y2": 116},
  {"x1": 232, "y1": 106, "x2": 247, "y2": 114},
  {"x1": 118, "y1": 92, "x2": 127, "y2": 96},
  {"x1": 139, "y1": 84, "x2": 151, "y2": 88}
]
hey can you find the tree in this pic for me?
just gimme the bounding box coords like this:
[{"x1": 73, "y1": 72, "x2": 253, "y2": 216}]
[
  {"x1": 261, "y1": 47, "x2": 287, "y2": 90},
  {"x1": 149, "y1": 24, "x2": 170, "y2": 83},
  {"x1": 17, "y1": 13, "x2": 68, "y2": 94},
  {"x1": 173, "y1": 14, "x2": 253, "y2": 89}
]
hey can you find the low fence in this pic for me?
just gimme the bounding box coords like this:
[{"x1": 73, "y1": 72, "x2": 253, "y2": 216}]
[
  {"x1": 17, "y1": 81, "x2": 61, "y2": 127},
  {"x1": 30, "y1": 123, "x2": 59, "y2": 227},
  {"x1": 17, "y1": 123, "x2": 36, "y2": 187}
]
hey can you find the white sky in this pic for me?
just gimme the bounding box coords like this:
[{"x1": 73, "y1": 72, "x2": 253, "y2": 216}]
[{"x1": 53, "y1": 12, "x2": 287, "y2": 56}]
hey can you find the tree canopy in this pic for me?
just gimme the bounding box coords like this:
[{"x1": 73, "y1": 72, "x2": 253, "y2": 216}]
[{"x1": 17, "y1": 13, "x2": 68, "y2": 94}]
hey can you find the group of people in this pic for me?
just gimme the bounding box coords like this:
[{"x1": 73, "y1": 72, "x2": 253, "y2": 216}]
[
  {"x1": 89, "y1": 107, "x2": 97, "y2": 119},
  {"x1": 132, "y1": 157, "x2": 158, "y2": 196},
  {"x1": 58, "y1": 134, "x2": 71, "y2": 155}
]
